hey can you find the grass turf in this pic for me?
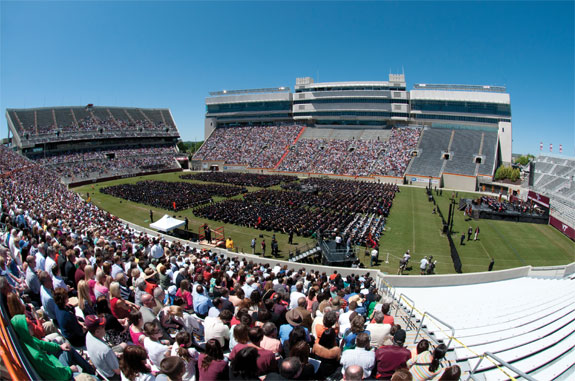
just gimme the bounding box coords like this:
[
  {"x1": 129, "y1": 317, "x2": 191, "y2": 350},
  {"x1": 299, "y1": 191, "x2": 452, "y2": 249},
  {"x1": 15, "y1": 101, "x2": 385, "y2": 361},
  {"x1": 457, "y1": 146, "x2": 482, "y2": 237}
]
[{"x1": 72, "y1": 173, "x2": 575, "y2": 274}]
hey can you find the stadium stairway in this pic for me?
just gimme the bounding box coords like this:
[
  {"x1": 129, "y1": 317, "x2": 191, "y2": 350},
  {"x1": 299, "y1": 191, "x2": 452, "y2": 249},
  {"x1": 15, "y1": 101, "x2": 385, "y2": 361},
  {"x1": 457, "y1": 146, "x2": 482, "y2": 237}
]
[
  {"x1": 391, "y1": 277, "x2": 575, "y2": 380},
  {"x1": 288, "y1": 245, "x2": 321, "y2": 262},
  {"x1": 273, "y1": 125, "x2": 306, "y2": 169}
]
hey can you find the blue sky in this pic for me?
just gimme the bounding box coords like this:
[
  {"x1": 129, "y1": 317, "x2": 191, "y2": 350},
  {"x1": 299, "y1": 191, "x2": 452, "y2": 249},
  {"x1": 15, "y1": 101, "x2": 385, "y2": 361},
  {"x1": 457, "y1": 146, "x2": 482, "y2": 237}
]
[{"x1": 1, "y1": 1, "x2": 573, "y2": 156}]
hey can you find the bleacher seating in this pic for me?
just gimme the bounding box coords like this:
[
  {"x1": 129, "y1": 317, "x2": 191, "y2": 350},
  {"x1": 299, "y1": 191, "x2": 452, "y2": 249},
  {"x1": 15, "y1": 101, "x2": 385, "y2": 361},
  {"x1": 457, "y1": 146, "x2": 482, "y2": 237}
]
[
  {"x1": 394, "y1": 277, "x2": 575, "y2": 380},
  {"x1": 443, "y1": 130, "x2": 482, "y2": 176},
  {"x1": 532, "y1": 155, "x2": 575, "y2": 227},
  {"x1": 406, "y1": 128, "x2": 452, "y2": 177},
  {"x1": 33, "y1": 146, "x2": 181, "y2": 182},
  {"x1": 193, "y1": 124, "x2": 304, "y2": 168},
  {"x1": 278, "y1": 127, "x2": 421, "y2": 177},
  {"x1": 476, "y1": 131, "x2": 498, "y2": 176},
  {"x1": 6, "y1": 106, "x2": 179, "y2": 145},
  {"x1": 407, "y1": 129, "x2": 498, "y2": 179}
]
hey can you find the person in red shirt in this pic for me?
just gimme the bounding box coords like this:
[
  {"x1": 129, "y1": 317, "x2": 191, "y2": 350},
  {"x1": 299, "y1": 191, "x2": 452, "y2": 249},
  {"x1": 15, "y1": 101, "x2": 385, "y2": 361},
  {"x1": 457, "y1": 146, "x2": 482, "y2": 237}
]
[
  {"x1": 228, "y1": 326, "x2": 278, "y2": 376},
  {"x1": 375, "y1": 329, "x2": 411, "y2": 379}
]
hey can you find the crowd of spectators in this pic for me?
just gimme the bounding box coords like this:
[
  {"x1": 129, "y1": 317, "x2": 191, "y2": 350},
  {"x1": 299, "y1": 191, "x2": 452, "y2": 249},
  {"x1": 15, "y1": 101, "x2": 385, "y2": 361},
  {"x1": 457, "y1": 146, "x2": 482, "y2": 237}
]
[
  {"x1": 32, "y1": 147, "x2": 181, "y2": 180},
  {"x1": 101, "y1": 180, "x2": 246, "y2": 211},
  {"x1": 181, "y1": 172, "x2": 298, "y2": 188},
  {"x1": 193, "y1": 125, "x2": 304, "y2": 168},
  {"x1": 0, "y1": 145, "x2": 461, "y2": 380},
  {"x1": 11, "y1": 107, "x2": 176, "y2": 137},
  {"x1": 277, "y1": 128, "x2": 421, "y2": 177}
]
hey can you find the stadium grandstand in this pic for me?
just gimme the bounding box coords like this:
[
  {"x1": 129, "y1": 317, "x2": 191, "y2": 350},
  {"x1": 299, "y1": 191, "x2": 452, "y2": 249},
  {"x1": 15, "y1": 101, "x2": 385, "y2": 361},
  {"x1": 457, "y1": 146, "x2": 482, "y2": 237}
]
[
  {"x1": 0, "y1": 144, "x2": 573, "y2": 381},
  {"x1": 194, "y1": 75, "x2": 512, "y2": 191},
  {"x1": 5, "y1": 105, "x2": 186, "y2": 184},
  {"x1": 529, "y1": 155, "x2": 575, "y2": 239}
]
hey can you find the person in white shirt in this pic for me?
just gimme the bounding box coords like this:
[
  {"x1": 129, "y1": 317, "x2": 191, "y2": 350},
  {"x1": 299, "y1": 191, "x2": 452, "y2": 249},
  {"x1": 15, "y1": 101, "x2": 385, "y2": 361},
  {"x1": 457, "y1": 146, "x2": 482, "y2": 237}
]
[
  {"x1": 150, "y1": 239, "x2": 164, "y2": 259},
  {"x1": 420, "y1": 257, "x2": 429, "y2": 275},
  {"x1": 143, "y1": 322, "x2": 171, "y2": 370},
  {"x1": 204, "y1": 309, "x2": 232, "y2": 348},
  {"x1": 366, "y1": 311, "x2": 391, "y2": 348},
  {"x1": 289, "y1": 282, "x2": 306, "y2": 309},
  {"x1": 340, "y1": 332, "x2": 375, "y2": 379},
  {"x1": 338, "y1": 300, "x2": 358, "y2": 336},
  {"x1": 85, "y1": 315, "x2": 121, "y2": 380}
]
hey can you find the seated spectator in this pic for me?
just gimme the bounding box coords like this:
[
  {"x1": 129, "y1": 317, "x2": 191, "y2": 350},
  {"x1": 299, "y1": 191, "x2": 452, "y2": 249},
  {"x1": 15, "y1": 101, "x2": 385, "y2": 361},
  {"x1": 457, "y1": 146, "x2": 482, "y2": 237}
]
[
  {"x1": 193, "y1": 285, "x2": 212, "y2": 319},
  {"x1": 51, "y1": 264, "x2": 69, "y2": 292},
  {"x1": 78, "y1": 279, "x2": 96, "y2": 316},
  {"x1": 175, "y1": 279, "x2": 193, "y2": 311},
  {"x1": 289, "y1": 340, "x2": 316, "y2": 380},
  {"x1": 110, "y1": 281, "x2": 137, "y2": 319},
  {"x1": 391, "y1": 368, "x2": 413, "y2": 381},
  {"x1": 339, "y1": 300, "x2": 358, "y2": 334},
  {"x1": 94, "y1": 269, "x2": 109, "y2": 300},
  {"x1": 156, "y1": 356, "x2": 186, "y2": 381},
  {"x1": 95, "y1": 296, "x2": 130, "y2": 347},
  {"x1": 411, "y1": 339, "x2": 430, "y2": 359},
  {"x1": 294, "y1": 296, "x2": 313, "y2": 331},
  {"x1": 143, "y1": 321, "x2": 171, "y2": 369},
  {"x1": 129, "y1": 310, "x2": 146, "y2": 347},
  {"x1": 120, "y1": 345, "x2": 156, "y2": 381},
  {"x1": 158, "y1": 305, "x2": 185, "y2": 334},
  {"x1": 6, "y1": 292, "x2": 45, "y2": 339},
  {"x1": 315, "y1": 309, "x2": 339, "y2": 340},
  {"x1": 340, "y1": 332, "x2": 375, "y2": 379},
  {"x1": 230, "y1": 346, "x2": 259, "y2": 380},
  {"x1": 170, "y1": 331, "x2": 199, "y2": 381},
  {"x1": 342, "y1": 315, "x2": 370, "y2": 351},
  {"x1": 367, "y1": 311, "x2": 391, "y2": 348},
  {"x1": 407, "y1": 343, "x2": 449, "y2": 380},
  {"x1": 11, "y1": 314, "x2": 72, "y2": 381},
  {"x1": 229, "y1": 326, "x2": 278, "y2": 376},
  {"x1": 198, "y1": 339, "x2": 229, "y2": 380},
  {"x1": 85, "y1": 315, "x2": 121, "y2": 381},
  {"x1": 265, "y1": 357, "x2": 302, "y2": 380},
  {"x1": 229, "y1": 323, "x2": 249, "y2": 353},
  {"x1": 204, "y1": 308, "x2": 232, "y2": 348},
  {"x1": 283, "y1": 325, "x2": 309, "y2": 358},
  {"x1": 280, "y1": 309, "x2": 309, "y2": 344},
  {"x1": 53, "y1": 287, "x2": 86, "y2": 347},
  {"x1": 313, "y1": 327, "x2": 341, "y2": 379},
  {"x1": 260, "y1": 321, "x2": 282, "y2": 354},
  {"x1": 140, "y1": 293, "x2": 158, "y2": 324},
  {"x1": 375, "y1": 329, "x2": 411, "y2": 379},
  {"x1": 343, "y1": 364, "x2": 364, "y2": 381},
  {"x1": 436, "y1": 365, "x2": 461, "y2": 380}
]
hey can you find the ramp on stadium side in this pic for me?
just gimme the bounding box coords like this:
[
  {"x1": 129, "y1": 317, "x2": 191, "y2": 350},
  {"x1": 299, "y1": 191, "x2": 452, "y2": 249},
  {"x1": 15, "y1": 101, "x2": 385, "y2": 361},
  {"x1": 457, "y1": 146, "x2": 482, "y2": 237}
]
[{"x1": 405, "y1": 127, "x2": 498, "y2": 191}]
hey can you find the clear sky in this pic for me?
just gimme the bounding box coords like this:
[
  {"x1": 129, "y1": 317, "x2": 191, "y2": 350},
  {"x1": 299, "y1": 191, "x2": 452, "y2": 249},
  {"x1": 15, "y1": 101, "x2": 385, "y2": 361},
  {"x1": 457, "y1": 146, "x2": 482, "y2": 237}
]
[{"x1": 1, "y1": 1, "x2": 574, "y2": 156}]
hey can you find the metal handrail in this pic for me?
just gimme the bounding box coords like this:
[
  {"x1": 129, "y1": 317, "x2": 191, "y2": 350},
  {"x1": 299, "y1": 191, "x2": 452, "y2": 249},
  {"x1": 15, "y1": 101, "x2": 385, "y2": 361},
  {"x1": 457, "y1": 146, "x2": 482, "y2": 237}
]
[
  {"x1": 414, "y1": 311, "x2": 455, "y2": 349},
  {"x1": 468, "y1": 351, "x2": 537, "y2": 381},
  {"x1": 395, "y1": 293, "x2": 415, "y2": 318}
]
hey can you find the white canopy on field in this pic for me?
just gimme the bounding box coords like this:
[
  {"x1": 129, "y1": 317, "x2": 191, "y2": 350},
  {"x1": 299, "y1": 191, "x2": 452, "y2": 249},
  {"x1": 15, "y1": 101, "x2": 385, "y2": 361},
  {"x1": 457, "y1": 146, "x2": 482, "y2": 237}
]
[{"x1": 150, "y1": 214, "x2": 185, "y2": 232}]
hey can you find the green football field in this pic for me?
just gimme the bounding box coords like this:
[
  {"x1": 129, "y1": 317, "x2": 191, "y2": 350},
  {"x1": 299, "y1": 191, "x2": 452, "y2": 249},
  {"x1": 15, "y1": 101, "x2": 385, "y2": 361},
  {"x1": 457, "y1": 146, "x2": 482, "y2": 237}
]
[{"x1": 72, "y1": 172, "x2": 575, "y2": 275}]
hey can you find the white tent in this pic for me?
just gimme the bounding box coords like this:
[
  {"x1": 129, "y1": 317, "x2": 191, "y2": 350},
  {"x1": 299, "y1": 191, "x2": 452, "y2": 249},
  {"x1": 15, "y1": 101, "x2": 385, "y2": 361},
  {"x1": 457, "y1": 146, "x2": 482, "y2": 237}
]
[{"x1": 149, "y1": 214, "x2": 185, "y2": 232}]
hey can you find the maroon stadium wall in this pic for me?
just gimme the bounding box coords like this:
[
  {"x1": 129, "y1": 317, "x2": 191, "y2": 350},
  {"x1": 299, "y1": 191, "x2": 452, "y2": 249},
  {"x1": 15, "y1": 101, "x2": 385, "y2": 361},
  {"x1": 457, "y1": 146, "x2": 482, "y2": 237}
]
[{"x1": 549, "y1": 215, "x2": 575, "y2": 241}]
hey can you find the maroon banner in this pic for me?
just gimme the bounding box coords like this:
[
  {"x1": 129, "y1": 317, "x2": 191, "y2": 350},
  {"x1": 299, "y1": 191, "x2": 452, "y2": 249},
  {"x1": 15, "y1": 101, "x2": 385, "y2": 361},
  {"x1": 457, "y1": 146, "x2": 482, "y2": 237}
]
[
  {"x1": 528, "y1": 190, "x2": 550, "y2": 208},
  {"x1": 549, "y1": 215, "x2": 575, "y2": 241}
]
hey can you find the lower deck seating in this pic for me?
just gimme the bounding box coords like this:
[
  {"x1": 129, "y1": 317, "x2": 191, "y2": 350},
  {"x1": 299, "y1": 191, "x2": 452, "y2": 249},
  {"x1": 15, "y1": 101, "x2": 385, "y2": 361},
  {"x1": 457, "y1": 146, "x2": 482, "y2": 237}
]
[{"x1": 394, "y1": 277, "x2": 575, "y2": 380}]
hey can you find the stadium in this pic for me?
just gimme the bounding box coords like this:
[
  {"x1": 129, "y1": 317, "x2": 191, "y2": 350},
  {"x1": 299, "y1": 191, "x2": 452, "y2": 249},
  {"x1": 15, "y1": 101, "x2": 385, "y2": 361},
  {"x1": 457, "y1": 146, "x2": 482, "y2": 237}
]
[{"x1": 0, "y1": 69, "x2": 573, "y2": 381}]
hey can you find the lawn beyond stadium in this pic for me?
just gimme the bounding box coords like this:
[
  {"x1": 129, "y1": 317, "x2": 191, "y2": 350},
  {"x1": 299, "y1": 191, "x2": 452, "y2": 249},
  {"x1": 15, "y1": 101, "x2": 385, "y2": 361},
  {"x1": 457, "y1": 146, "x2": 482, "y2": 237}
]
[{"x1": 72, "y1": 172, "x2": 575, "y2": 275}]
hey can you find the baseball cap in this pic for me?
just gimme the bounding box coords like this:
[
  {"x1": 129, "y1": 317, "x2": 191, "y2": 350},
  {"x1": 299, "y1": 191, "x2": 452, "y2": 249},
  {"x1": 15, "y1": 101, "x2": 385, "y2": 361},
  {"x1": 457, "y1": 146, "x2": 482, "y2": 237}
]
[{"x1": 394, "y1": 329, "x2": 406, "y2": 344}]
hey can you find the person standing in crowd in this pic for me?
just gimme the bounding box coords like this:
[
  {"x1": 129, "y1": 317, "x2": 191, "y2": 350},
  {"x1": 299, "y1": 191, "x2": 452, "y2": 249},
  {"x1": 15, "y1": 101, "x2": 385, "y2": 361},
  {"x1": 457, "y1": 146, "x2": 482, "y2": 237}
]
[
  {"x1": 419, "y1": 257, "x2": 428, "y2": 275},
  {"x1": 371, "y1": 246, "x2": 379, "y2": 267}
]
